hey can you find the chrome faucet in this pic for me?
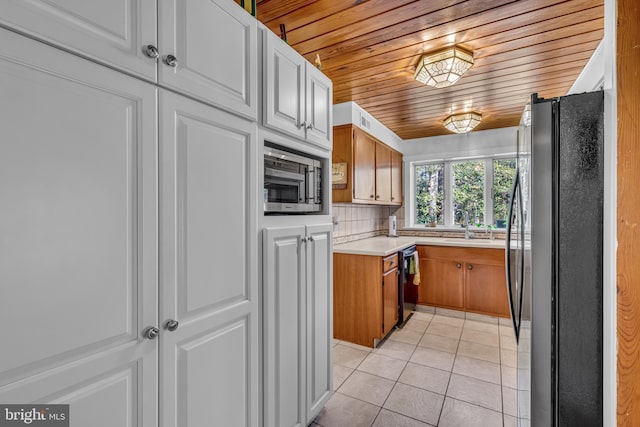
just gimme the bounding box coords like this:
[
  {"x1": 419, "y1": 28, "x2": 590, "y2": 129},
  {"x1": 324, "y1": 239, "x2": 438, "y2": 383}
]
[{"x1": 464, "y1": 211, "x2": 474, "y2": 239}]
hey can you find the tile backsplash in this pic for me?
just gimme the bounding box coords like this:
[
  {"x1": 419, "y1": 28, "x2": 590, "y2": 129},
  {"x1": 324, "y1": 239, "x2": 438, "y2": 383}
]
[
  {"x1": 331, "y1": 203, "x2": 506, "y2": 245},
  {"x1": 332, "y1": 203, "x2": 403, "y2": 244}
]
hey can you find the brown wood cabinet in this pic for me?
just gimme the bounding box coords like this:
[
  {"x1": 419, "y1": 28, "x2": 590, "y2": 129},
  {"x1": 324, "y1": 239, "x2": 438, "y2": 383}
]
[
  {"x1": 391, "y1": 150, "x2": 403, "y2": 204},
  {"x1": 417, "y1": 245, "x2": 509, "y2": 318},
  {"x1": 332, "y1": 124, "x2": 402, "y2": 206},
  {"x1": 334, "y1": 252, "x2": 399, "y2": 347}
]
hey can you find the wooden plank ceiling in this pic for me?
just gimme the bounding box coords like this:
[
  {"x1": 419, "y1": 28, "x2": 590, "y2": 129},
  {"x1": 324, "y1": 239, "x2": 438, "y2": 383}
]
[{"x1": 256, "y1": 0, "x2": 604, "y2": 140}]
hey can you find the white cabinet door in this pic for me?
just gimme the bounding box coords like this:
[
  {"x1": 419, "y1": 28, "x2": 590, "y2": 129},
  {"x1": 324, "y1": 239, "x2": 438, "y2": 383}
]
[
  {"x1": 263, "y1": 226, "x2": 306, "y2": 427},
  {"x1": 305, "y1": 65, "x2": 333, "y2": 150},
  {"x1": 0, "y1": 0, "x2": 157, "y2": 81},
  {"x1": 0, "y1": 29, "x2": 158, "y2": 427},
  {"x1": 305, "y1": 224, "x2": 333, "y2": 422},
  {"x1": 264, "y1": 30, "x2": 306, "y2": 140},
  {"x1": 159, "y1": 90, "x2": 258, "y2": 427},
  {"x1": 159, "y1": 0, "x2": 257, "y2": 120}
]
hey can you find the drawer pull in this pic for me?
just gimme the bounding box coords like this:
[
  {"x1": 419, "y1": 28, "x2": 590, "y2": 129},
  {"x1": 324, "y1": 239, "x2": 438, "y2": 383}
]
[
  {"x1": 468, "y1": 264, "x2": 473, "y2": 270},
  {"x1": 456, "y1": 263, "x2": 461, "y2": 269}
]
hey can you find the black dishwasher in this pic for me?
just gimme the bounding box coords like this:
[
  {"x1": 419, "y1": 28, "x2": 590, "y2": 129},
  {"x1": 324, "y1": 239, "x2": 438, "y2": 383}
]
[{"x1": 397, "y1": 245, "x2": 417, "y2": 326}]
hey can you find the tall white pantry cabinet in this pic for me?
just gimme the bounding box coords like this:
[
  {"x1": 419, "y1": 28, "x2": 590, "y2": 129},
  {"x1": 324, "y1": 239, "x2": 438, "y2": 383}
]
[{"x1": 0, "y1": 0, "x2": 265, "y2": 426}]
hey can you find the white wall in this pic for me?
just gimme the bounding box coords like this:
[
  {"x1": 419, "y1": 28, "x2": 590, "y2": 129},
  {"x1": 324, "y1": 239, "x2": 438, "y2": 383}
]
[
  {"x1": 333, "y1": 101, "x2": 404, "y2": 152},
  {"x1": 567, "y1": 39, "x2": 605, "y2": 95},
  {"x1": 402, "y1": 127, "x2": 518, "y2": 162}
]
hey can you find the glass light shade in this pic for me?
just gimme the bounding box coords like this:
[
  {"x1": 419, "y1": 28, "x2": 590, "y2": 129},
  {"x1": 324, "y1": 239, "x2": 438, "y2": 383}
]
[
  {"x1": 414, "y1": 46, "x2": 474, "y2": 88},
  {"x1": 443, "y1": 112, "x2": 482, "y2": 134}
]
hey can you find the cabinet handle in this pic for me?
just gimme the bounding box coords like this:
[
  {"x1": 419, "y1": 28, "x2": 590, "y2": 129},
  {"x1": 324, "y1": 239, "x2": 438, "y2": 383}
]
[
  {"x1": 306, "y1": 122, "x2": 314, "y2": 130},
  {"x1": 143, "y1": 44, "x2": 159, "y2": 59},
  {"x1": 308, "y1": 235, "x2": 314, "y2": 242},
  {"x1": 375, "y1": 195, "x2": 380, "y2": 199},
  {"x1": 164, "y1": 319, "x2": 179, "y2": 331},
  {"x1": 370, "y1": 194, "x2": 374, "y2": 199},
  {"x1": 456, "y1": 263, "x2": 461, "y2": 269},
  {"x1": 301, "y1": 237, "x2": 307, "y2": 243},
  {"x1": 143, "y1": 326, "x2": 159, "y2": 340},
  {"x1": 468, "y1": 264, "x2": 473, "y2": 270},
  {"x1": 391, "y1": 197, "x2": 395, "y2": 201},
  {"x1": 299, "y1": 121, "x2": 307, "y2": 129},
  {"x1": 164, "y1": 54, "x2": 179, "y2": 67}
]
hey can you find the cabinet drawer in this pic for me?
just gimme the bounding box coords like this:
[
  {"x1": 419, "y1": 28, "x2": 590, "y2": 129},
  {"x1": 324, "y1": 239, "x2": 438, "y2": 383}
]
[{"x1": 383, "y1": 254, "x2": 398, "y2": 273}]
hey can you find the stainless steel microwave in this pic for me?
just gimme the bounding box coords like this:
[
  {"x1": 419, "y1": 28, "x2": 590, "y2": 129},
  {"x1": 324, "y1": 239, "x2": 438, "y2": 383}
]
[{"x1": 264, "y1": 145, "x2": 322, "y2": 213}]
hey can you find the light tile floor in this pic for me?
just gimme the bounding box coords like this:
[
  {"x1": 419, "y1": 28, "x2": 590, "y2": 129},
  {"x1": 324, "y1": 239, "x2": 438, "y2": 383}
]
[{"x1": 312, "y1": 311, "x2": 519, "y2": 427}]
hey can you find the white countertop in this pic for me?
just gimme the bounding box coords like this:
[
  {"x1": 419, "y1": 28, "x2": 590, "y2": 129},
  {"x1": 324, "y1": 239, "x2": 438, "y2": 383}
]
[{"x1": 333, "y1": 235, "x2": 506, "y2": 256}]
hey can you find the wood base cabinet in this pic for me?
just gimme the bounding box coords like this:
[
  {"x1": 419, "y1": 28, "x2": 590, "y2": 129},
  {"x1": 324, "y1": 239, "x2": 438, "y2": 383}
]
[
  {"x1": 263, "y1": 224, "x2": 333, "y2": 427},
  {"x1": 334, "y1": 253, "x2": 399, "y2": 347},
  {"x1": 417, "y1": 246, "x2": 509, "y2": 318}
]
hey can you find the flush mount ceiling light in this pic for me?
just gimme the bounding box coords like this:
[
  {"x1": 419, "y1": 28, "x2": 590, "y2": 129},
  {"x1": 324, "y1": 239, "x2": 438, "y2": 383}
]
[
  {"x1": 443, "y1": 112, "x2": 482, "y2": 134},
  {"x1": 414, "y1": 46, "x2": 474, "y2": 88}
]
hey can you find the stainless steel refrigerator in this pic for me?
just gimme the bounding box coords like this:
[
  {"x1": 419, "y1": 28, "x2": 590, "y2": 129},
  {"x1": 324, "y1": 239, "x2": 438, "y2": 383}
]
[{"x1": 506, "y1": 91, "x2": 604, "y2": 426}]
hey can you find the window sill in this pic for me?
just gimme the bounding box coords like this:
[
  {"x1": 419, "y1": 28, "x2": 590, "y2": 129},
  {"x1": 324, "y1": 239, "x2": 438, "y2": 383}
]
[{"x1": 401, "y1": 225, "x2": 507, "y2": 234}]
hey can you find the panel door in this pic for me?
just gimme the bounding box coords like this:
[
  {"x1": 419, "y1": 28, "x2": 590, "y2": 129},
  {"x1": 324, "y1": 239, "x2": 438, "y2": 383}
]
[
  {"x1": 465, "y1": 262, "x2": 510, "y2": 317},
  {"x1": 0, "y1": 29, "x2": 157, "y2": 427},
  {"x1": 263, "y1": 226, "x2": 306, "y2": 427},
  {"x1": 391, "y1": 150, "x2": 403, "y2": 205},
  {"x1": 305, "y1": 64, "x2": 333, "y2": 150},
  {"x1": 159, "y1": 90, "x2": 258, "y2": 427},
  {"x1": 0, "y1": 0, "x2": 157, "y2": 81},
  {"x1": 418, "y1": 258, "x2": 464, "y2": 309},
  {"x1": 382, "y1": 268, "x2": 399, "y2": 337},
  {"x1": 305, "y1": 224, "x2": 333, "y2": 422},
  {"x1": 263, "y1": 29, "x2": 306, "y2": 140},
  {"x1": 353, "y1": 129, "x2": 376, "y2": 202},
  {"x1": 375, "y1": 142, "x2": 392, "y2": 203},
  {"x1": 159, "y1": 0, "x2": 257, "y2": 120}
]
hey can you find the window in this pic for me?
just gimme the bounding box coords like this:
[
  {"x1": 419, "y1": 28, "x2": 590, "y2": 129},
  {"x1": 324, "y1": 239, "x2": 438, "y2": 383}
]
[
  {"x1": 415, "y1": 163, "x2": 444, "y2": 225},
  {"x1": 411, "y1": 157, "x2": 517, "y2": 228},
  {"x1": 452, "y1": 161, "x2": 485, "y2": 226},
  {"x1": 493, "y1": 159, "x2": 517, "y2": 228}
]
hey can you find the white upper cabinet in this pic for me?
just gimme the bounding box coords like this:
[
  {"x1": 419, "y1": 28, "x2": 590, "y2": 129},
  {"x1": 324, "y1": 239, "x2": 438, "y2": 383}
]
[
  {"x1": 0, "y1": 0, "x2": 158, "y2": 81},
  {"x1": 263, "y1": 29, "x2": 333, "y2": 150},
  {"x1": 1, "y1": 0, "x2": 258, "y2": 120},
  {"x1": 159, "y1": 0, "x2": 258, "y2": 120},
  {"x1": 306, "y1": 65, "x2": 333, "y2": 150}
]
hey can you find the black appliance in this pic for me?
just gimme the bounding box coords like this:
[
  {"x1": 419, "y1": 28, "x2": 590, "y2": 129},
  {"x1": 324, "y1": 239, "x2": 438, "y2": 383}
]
[
  {"x1": 397, "y1": 245, "x2": 417, "y2": 326},
  {"x1": 506, "y1": 91, "x2": 604, "y2": 426}
]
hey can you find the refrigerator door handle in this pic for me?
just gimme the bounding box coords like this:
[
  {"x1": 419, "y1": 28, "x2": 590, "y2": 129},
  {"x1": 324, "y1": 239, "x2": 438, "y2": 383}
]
[{"x1": 505, "y1": 170, "x2": 520, "y2": 341}]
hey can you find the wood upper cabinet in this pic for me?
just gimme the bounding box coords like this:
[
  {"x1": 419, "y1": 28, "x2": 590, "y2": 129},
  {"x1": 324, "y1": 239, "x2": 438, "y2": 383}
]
[
  {"x1": 375, "y1": 142, "x2": 392, "y2": 203},
  {"x1": 417, "y1": 245, "x2": 509, "y2": 317},
  {"x1": 353, "y1": 128, "x2": 376, "y2": 201},
  {"x1": 391, "y1": 150, "x2": 403, "y2": 204},
  {"x1": 332, "y1": 124, "x2": 402, "y2": 205}
]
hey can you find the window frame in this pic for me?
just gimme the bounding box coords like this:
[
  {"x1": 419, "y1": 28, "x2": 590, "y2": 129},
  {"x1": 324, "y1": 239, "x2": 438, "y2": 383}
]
[{"x1": 408, "y1": 154, "x2": 516, "y2": 229}]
